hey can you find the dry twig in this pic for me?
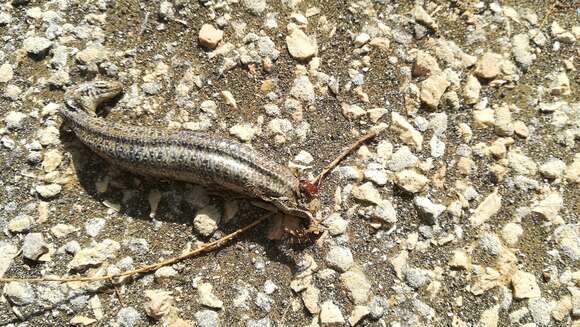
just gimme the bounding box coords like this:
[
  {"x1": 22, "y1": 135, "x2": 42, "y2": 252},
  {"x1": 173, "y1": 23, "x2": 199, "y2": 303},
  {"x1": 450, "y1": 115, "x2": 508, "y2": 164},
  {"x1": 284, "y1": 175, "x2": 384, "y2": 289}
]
[{"x1": 0, "y1": 214, "x2": 271, "y2": 284}]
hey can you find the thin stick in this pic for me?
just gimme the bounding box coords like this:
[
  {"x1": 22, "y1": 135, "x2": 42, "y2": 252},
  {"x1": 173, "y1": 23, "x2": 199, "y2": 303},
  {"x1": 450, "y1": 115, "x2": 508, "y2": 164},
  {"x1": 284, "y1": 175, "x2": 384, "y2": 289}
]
[
  {"x1": 0, "y1": 214, "x2": 271, "y2": 284},
  {"x1": 311, "y1": 126, "x2": 386, "y2": 187}
]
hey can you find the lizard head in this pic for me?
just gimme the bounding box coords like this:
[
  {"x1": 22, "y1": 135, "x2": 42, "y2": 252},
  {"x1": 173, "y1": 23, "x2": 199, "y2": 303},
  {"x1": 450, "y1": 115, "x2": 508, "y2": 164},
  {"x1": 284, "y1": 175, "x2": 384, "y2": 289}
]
[{"x1": 65, "y1": 80, "x2": 124, "y2": 114}]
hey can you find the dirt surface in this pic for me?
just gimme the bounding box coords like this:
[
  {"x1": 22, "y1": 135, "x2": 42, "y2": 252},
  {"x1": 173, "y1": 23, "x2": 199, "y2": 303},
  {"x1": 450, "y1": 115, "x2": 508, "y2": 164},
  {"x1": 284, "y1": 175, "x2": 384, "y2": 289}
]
[{"x1": 0, "y1": 0, "x2": 578, "y2": 326}]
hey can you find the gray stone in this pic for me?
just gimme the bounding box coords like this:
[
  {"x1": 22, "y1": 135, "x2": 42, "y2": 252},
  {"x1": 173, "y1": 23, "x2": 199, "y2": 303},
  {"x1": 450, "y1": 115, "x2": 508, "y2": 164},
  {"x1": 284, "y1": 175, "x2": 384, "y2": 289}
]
[
  {"x1": 116, "y1": 307, "x2": 142, "y2": 327},
  {"x1": 246, "y1": 318, "x2": 271, "y2": 327},
  {"x1": 23, "y1": 36, "x2": 53, "y2": 56},
  {"x1": 4, "y1": 111, "x2": 26, "y2": 130},
  {"x1": 325, "y1": 246, "x2": 354, "y2": 272},
  {"x1": 255, "y1": 292, "x2": 273, "y2": 312},
  {"x1": 85, "y1": 218, "x2": 106, "y2": 237},
  {"x1": 4, "y1": 282, "x2": 35, "y2": 306},
  {"x1": 388, "y1": 146, "x2": 418, "y2": 171},
  {"x1": 22, "y1": 233, "x2": 49, "y2": 261},
  {"x1": 290, "y1": 75, "x2": 315, "y2": 103},
  {"x1": 242, "y1": 0, "x2": 266, "y2": 15},
  {"x1": 528, "y1": 298, "x2": 552, "y2": 326},
  {"x1": 194, "y1": 309, "x2": 220, "y2": 327},
  {"x1": 405, "y1": 268, "x2": 431, "y2": 289},
  {"x1": 368, "y1": 296, "x2": 388, "y2": 319},
  {"x1": 511, "y1": 34, "x2": 535, "y2": 69}
]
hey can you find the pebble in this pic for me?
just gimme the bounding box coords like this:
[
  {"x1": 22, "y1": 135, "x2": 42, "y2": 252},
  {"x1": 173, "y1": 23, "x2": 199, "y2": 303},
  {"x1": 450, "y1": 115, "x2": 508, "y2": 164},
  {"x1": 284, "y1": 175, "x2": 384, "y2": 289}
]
[
  {"x1": 286, "y1": 29, "x2": 316, "y2": 61},
  {"x1": 0, "y1": 242, "x2": 18, "y2": 278},
  {"x1": 199, "y1": 24, "x2": 223, "y2": 49},
  {"x1": 242, "y1": 0, "x2": 266, "y2": 15},
  {"x1": 473, "y1": 108, "x2": 495, "y2": 128},
  {"x1": 36, "y1": 183, "x2": 62, "y2": 198},
  {"x1": 388, "y1": 146, "x2": 418, "y2": 171},
  {"x1": 198, "y1": 282, "x2": 223, "y2": 309},
  {"x1": 221, "y1": 90, "x2": 237, "y2": 109},
  {"x1": 494, "y1": 105, "x2": 514, "y2": 136},
  {"x1": 470, "y1": 190, "x2": 502, "y2": 226},
  {"x1": 553, "y1": 224, "x2": 579, "y2": 261},
  {"x1": 413, "y1": 51, "x2": 440, "y2": 77},
  {"x1": 531, "y1": 192, "x2": 563, "y2": 223},
  {"x1": 475, "y1": 52, "x2": 502, "y2": 79},
  {"x1": 193, "y1": 205, "x2": 221, "y2": 237},
  {"x1": 75, "y1": 43, "x2": 108, "y2": 68},
  {"x1": 322, "y1": 213, "x2": 348, "y2": 236},
  {"x1": 68, "y1": 239, "x2": 120, "y2": 271},
  {"x1": 511, "y1": 34, "x2": 535, "y2": 69},
  {"x1": 463, "y1": 75, "x2": 481, "y2": 105},
  {"x1": 351, "y1": 182, "x2": 382, "y2": 205},
  {"x1": 37, "y1": 126, "x2": 60, "y2": 146},
  {"x1": 4, "y1": 84, "x2": 22, "y2": 100},
  {"x1": 22, "y1": 232, "x2": 49, "y2": 261},
  {"x1": 449, "y1": 249, "x2": 470, "y2": 269},
  {"x1": 508, "y1": 149, "x2": 538, "y2": 175},
  {"x1": 50, "y1": 223, "x2": 78, "y2": 238},
  {"x1": 341, "y1": 268, "x2": 371, "y2": 305},
  {"x1": 348, "y1": 305, "x2": 370, "y2": 326},
  {"x1": 319, "y1": 301, "x2": 345, "y2": 325},
  {"x1": 247, "y1": 318, "x2": 271, "y2": 327},
  {"x1": 301, "y1": 286, "x2": 320, "y2": 314},
  {"x1": 0, "y1": 11, "x2": 12, "y2": 25},
  {"x1": 548, "y1": 71, "x2": 571, "y2": 96},
  {"x1": 420, "y1": 73, "x2": 450, "y2": 109},
  {"x1": 229, "y1": 123, "x2": 257, "y2": 142},
  {"x1": 414, "y1": 196, "x2": 446, "y2": 225},
  {"x1": 23, "y1": 36, "x2": 53, "y2": 56},
  {"x1": 85, "y1": 218, "x2": 106, "y2": 237},
  {"x1": 194, "y1": 309, "x2": 220, "y2": 327},
  {"x1": 512, "y1": 270, "x2": 541, "y2": 299},
  {"x1": 290, "y1": 75, "x2": 315, "y2": 103},
  {"x1": 528, "y1": 297, "x2": 552, "y2": 326},
  {"x1": 394, "y1": 169, "x2": 429, "y2": 193},
  {"x1": 501, "y1": 223, "x2": 523, "y2": 246},
  {"x1": 143, "y1": 289, "x2": 174, "y2": 319},
  {"x1": 4, "y1": 111, "x2": 27, "y2": 130},
  {"x1": 390, "y1": 112, "x2": 423, "y2": 151},
  {"x1": 341, "y1": 103, "x2": 366, "y2": 119},
  {"x1": 8, "y1": 215, "x2": 34, "y2": 233},
  {"x1": 41, "y1": 149, "x2": 63, "y2": 172},
  {"x1": 325, "y1": 246, "x2": 354, "y2": 272},
  {"x1": 116, "y1": 307, "x2": 142, "y2": 327},
  {"x1": 0, "y1": 63, "x2": 14, "y2": 83},
  {"x1": 4, "y1": 282, "x2": 35, "y2": 306},
  {"x1": 539, "y1": 158, "x2": 566, "y2": 179},
  {"x1": 155, "y1": 266, "x2": 178, "y2": 280}
]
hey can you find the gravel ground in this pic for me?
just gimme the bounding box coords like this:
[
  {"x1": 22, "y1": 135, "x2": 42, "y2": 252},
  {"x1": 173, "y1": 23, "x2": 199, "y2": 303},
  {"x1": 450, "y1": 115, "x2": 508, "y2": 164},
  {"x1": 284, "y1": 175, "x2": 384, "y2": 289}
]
[{"x1": 0, "y1": 0, "x2": 578, "y2": 326}]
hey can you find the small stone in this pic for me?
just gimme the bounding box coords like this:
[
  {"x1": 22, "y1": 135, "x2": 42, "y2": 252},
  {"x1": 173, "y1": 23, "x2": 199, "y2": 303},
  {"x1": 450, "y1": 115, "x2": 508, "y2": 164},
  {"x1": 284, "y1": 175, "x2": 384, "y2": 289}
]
[
  {"x1": 0, "y1": 12, "x2": 12, "y2": 25},
  {"x1": 429, "y1": 135, "x2": 445, "y2": 158},
  {"x1": 36, "y1": 184, "x2": 62, "y2": 198},
  {"x1": 255, "y1": 292, "x2": 273, "y2": 312},
  {"x1": 552, "y1": 295, "x2": 573, "y2": 321},
  {"x1": 158, "y1": 1, "x2": 174, "y2": 20},
  {"x1": 242, "y1": 0, "x2": 266, "y2": 15},
  {"x1": 539, "y1": 158, "x2": 566, "y2": 179},
  {"x1": 388, "y1": 146, "x2": 418, "y2": 171},
  {"x1": 554, "y1": 224, "x2": 579, "y2": 261},
  {"x1": 75, "y1": 43, "x2": 108, "y2": 67},
  {"x1": 37, "y1": 126, "x2": 60, "y2": 146},
  {"x1": 528, "y1": 298, "x2": 552, "y2": 326},
  {"x1": 570, "y1": 287, "x2": 580, "y2": 318},
  {"x1": 8, "y1": 215, "x2": 34, "y2": 233},
  {"x1": 23, "y1": 36, "x2": 53, "y2": 56},
  {"x1": 414, "y1": 196, "x2": 446, "y2": 225},
  {"x1": 193, "y1": 205, "x2": 221, "y2": 237},
  {"x1": 566, "y1": 155, "x2": 580, "y2": 183},
  {"x1": 420, "y1": 73, "x2": 450, "y2": 109},
  {"x1": 51, "y1": 223, "x2": 78, "y2": 238},
  {"x1": 116, "y1": 307, "x2": 142, "y2": 327},
  {"x1": 414, "y1": 5, "x2": 437, "y2": 30},
  {"x1": 463, "y1": 75, "x2": 481, "y2": 105},
  {"x1": 473, "y1": 108, "x2": 495, "y2": 128},
  {"x1": 405, "y1": 268, "x2": 431, "y2": 289},
  {"x1": 155, "y1": 266, "x2": 178, "y2": 280},
  {"x1": 413, "y1": 51, "x2": 440, "y2": 77},
  {"x1": 470, "y1": 190, "x2": 502, "y2": 226},
  {"x1": 531, "y1": 192, "x2": 563, "y2": 223},
  {"x1": 302, "y1": 286, "x2": 320, "y2": 314},
  {"x1": 4, "y1": 282, "x2": 35, "y2": 306},
  {"x1": 513, "y1": 121, "x2": 529, "y2": 138},
  {"x1": 194, "y1": 310, "x2": 220, "y2": 327},
  {"x1": 475, "y1": 52, "x2": 502, "y2": 79},
  {"x1": 198, "y1": 282, "x2": 223, "y2": 309},
  {"x1": 372, "y1": 199, "x2": 397, "y2": 225},
  {"x1": 322, "y1": 213, "x2": 347, "y2": 236},
  {"x1": 512, "y1": 270, "x2": 541, "y2": 299},
  {"x1": 341, "y1": 268, "x2": 371, "y2": 305},
  {"x1": 263, "y1": 280, "x2": 277, "y2": 295},
  {"x1": 0, "y1": 63, "x2": 14, "y2": 83},
  {"x1": 68, "y1": 239, "x2": 120, "y2": 271},
  {"x1": 229, "y1": 123, "x2": 257, "y2": 142},
  {"x1": 3, "y1": 84, "x2": 21, "y2": 100},
  {"x1": 199, "y1": 24, "x2": 223, "y2": 49},
  {"x1": 85, "y1": 218, "x2": 106, "y2": 237},
  {"x1": 351, "y1": 182, "x2": 381, "y2": 205},
  {"x1": 221, "y1": 90, "x2": 237, "y2": 109},
  {"x1": 390, "y1": 112, "x2": 423, "y2": 150},
  {"x1": 548, "y1": 71, "x2": 571, "y2": 96},
  {"x1": 508, "y1": 149, "x2": 538, "y2": 175},
  {"x1": 494, "y1": 105, "x2": 514, "y2": 136},
  {"x1": 144, "y1": 289, "x2": 174, "y2": 320},
  {"x1": 293, "y1": 150, "x2": 314, "y2": 165},
  {"x1": 511, "y1": 34, "x2": 535, "y2": 70},
  {"x1": 290, "y1": 75, "x2": 315, "y2": 103},
  {"x1": 325, "y1": 246, "x2": 354, "y2": 272},
  {"x1": 394, "y1": 169, "x2": 429, "y2": 193},
  {"x1": 449, "y1": 249, "x2": 470, "y2": 269},
  {"x1": 22, "y1": 233, "x2": 49, "y2": 261},
  {"x1": 4, "y1": 111, "x2": 26, "y2": 130},
  {"x1": 286, "y1": 29, "x2": 316, "y2": 61},
  {"x1": 320, "y1": 301, "x2": 345, "y2": 325},
  {"x1": 69, "y1": 315, "x2": 97, "y2": 326},
  {"x1": 341, "y1": 103, "x2": 366, "y2": 119},
  {"x1": 501, "y1": 223, "x2": 523, "y2": 246},
  {"x1": 348, "y1": 305, "x2": 370, "y2": 326},
  {"x1": 354, "y1": 33, "x2": 370, "y2": 46},
  {"x1": 0, "y1": 242, "x2": 18, "y2": 278},
  {"x1": 479, "y1": 305, "x2": 500, "y2": 327},
  {"x1": 41, "y1": 149, "x2": 63, "y2": 172}
]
